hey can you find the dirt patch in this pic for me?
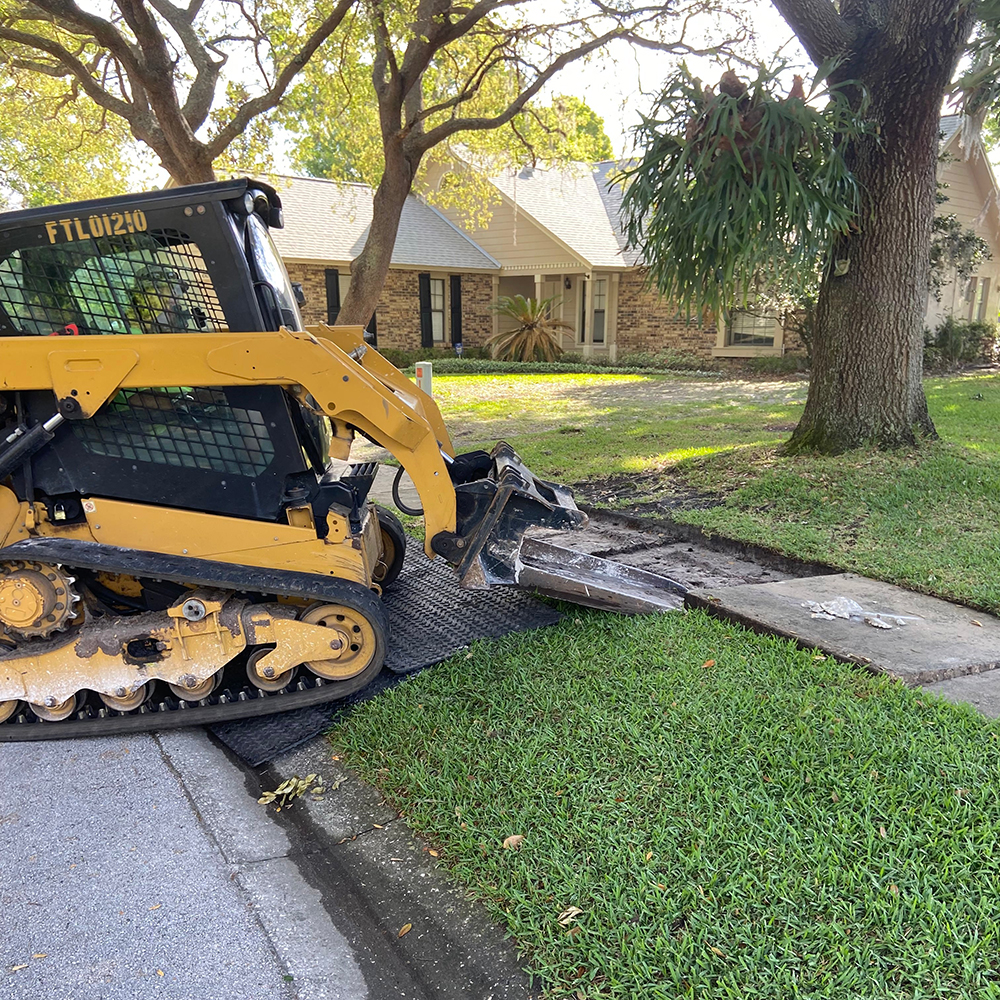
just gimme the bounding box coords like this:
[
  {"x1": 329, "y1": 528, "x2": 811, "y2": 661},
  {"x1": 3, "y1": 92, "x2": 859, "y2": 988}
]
[
  {"x1": 548, "y1": 508, "x2": 828, "y2": 594},
  {"x1": 573, "y1": 470, "x2": 719, "y2": 520}
]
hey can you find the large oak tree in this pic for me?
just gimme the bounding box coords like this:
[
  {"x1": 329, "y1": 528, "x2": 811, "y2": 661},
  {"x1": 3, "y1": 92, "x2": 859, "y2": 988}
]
[
  {"x1": 627, "y1": 0, "x2": 984, "y2": 453},
  {"x1": 281, "y1": 0, "x2": 745, "y2": 326},
  {"x1": 0, "y1": 0, "x2": 355, "y2": 186},
  {"x1": 775, "y1": 0, "x2": 976, "y2": 452}
]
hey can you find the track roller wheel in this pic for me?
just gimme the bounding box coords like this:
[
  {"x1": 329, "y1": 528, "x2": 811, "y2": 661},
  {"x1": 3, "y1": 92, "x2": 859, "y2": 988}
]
[
  {"x1": 372, "y1": 506, "x2": 407, "y2": 589},
  {"x1": 298, "y1": 600, "x2": 386, "y2": 685},
  {"x1": 0, "y1": 699, "x2": 20, "y2": 724},
  {"x1": 30, "y1": 694, "x2": 77, "y2": 722},
  {"x1": 246, "y1": 648, "x2": 298, "y2": 692},
  {"x1": 100, "y1": 683, "x2": 152, "y2": 713},
  {"x1": 169, "y1": 670, "x2": 223, "y2": 703}
]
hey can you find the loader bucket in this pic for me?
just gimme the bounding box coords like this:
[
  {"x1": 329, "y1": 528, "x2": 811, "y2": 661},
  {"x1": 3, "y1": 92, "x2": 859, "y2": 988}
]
[
  {"x1": 430, "y1": 443, "x2": 685, "y2": 614},
  {"x1": 431, "y1": 442, "x2": 587, "y2": 588}
]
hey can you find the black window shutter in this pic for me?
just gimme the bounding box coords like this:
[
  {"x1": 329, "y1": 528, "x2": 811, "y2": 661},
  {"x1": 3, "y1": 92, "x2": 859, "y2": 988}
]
[
  {"x1": 450, "y1": 274, "x2": 462, "y2": 344},
  {"x1": 367, "y1": 310, "x2": 378, "y2": 347},
  {"x1": 418, "y1": 273, "x2": 433, "y2": 348},
  {"x1": 325, "y1": 269, "x2": 341, "y2": 324}
]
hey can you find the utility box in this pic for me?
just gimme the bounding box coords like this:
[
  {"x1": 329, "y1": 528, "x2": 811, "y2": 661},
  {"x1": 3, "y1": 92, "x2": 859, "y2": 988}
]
[{"x1": 414, "y1": 360, "x2": 432, "y2": 396}]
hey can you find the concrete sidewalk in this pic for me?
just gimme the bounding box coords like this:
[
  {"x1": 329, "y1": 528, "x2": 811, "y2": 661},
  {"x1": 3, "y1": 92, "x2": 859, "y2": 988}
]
[
  {"x1": 1, "y1": 729, "x2": 533, "y2": 1000},
  {"x1": 686, "y1": 571, "x2": 1000, "y2": 718},
  {"x1": 1, "y1": 732, "x2": 366, "y2": 999}
]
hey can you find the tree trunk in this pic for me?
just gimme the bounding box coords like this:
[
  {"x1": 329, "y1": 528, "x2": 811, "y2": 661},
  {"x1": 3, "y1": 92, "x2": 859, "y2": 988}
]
[
  {"x1": 786, "y1": 2, "x2": 974, "y2": 453},
  {"x1": 155, "y1": 141, "x2": 217, "y2": 186},
  {"x1": 337, "y1": 139, "x2": 418, "y2": 325}
]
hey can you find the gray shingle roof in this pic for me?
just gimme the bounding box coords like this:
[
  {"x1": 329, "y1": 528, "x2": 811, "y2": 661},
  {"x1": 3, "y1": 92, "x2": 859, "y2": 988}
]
[
  {"x1": 940, "y1": 114, "x2": 962, "y2": 147},
  {"x1": 490, "y1": 161, "x2": 638, "y2": 268},
  {"x1": 269, "y1": 175, "x2": 500, "y2": 271}
]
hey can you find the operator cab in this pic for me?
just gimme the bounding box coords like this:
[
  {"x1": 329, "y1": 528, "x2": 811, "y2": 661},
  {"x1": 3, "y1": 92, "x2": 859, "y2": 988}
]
[{"x1": 0, "y1": 179, "x2": 338, "y2": 524}]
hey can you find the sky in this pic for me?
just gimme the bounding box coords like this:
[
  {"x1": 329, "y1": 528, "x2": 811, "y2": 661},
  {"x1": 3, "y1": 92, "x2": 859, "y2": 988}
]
[{"x1": 545, "y1": 3, "x2": 809, "y2": 158}]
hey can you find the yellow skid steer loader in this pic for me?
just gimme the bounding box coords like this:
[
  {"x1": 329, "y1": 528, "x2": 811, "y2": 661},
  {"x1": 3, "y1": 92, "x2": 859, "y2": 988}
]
[{"x1": 0, "y1": 179, "x2": 679, "y2": 738}]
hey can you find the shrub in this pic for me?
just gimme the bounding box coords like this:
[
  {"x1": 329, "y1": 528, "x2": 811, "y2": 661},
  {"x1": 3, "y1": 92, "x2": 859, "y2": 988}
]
[
  {"x1": 392, "y1": 357, "x2": 723, "y2": 377},
  {"x1": 559, "y1": 348, "x2": 717, "y2": 372},
  {"x1": 923, "y1": 316, "x2": 998, "y2": 370},
  {"x1": 486, "y1": 296, "x2": 570, "y2": 362},
  {"x1": 377, "y1": 345, "x2": 488, "y2": 369},
  {"x1": 740, "y1": 354, "x2": 809, "y2": 375}
]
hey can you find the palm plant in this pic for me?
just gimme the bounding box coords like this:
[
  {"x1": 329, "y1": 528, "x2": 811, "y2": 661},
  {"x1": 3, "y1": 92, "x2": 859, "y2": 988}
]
[{"x1": 486, "y1": 295, "x2": 571, "y2": 362}]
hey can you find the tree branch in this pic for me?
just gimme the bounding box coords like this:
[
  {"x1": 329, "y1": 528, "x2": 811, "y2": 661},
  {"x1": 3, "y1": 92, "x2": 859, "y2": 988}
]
[
  {"x1": 0, "y1": 23, "x2": 135, "y2": 122},
  {"x1": 16, "y1": 0, "x2": 143, "y2": 79},
  {"x1": 412, "y1": 27, "x2": 623, "y2": 153},
  {"x1": 204, "y1": 0, "x2": 355, "y2": 160},
  {"x1": 146, "y1": 0, "x2": 222, "y2": 130},
  {"x1": 769, "y1": 0, "x2": 854, "y2": 65}
]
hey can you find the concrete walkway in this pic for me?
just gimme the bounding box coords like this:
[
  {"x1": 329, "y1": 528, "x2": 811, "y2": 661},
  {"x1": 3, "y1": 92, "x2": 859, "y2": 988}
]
[
  {"x1": 1, "y1": 730, "x2": 532, "y2": 1000},
  {"x1": 1, "y1": 731, "x2": 365, "y2": 999},
  {"x1": 687, "y1": 572, "x2": 1000, "y2": 718}
]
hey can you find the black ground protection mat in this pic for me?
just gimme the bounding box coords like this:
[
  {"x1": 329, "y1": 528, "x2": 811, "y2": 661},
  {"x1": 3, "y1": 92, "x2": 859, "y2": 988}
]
[{"x1": 210, "y1": 542, "x2": 561, "y2": 765}]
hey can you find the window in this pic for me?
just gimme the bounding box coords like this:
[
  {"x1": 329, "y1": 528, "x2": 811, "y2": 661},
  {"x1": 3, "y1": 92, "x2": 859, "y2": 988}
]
[
  {"x1": 326, "y1": 268, "x2": 377, "y2": 344},
  {"x1": 592, "y1": 278, "x2": 607, "y2": 344},
  {"x1": 970, "y1": 277, "x2": 991, "y2": 322},
  {"x1": 325, "y1": 268, "x2": 342, "y2": 323},
  {"x1": 0, "y1": 228, "x2": 225, "y2": 337},
  {"x1": 450, "y1": 274, "x2": 462, "y2": 344},
  {"x1": 430, "y1": 277, "x2": 445, "y2": 341},
  {"x1": 246, "y1": 214, "x2": 303, "y2": 330},
  {"x1": 419, "y1": 272, "x2": 446, "y2": 347},
  {"x1": 727, "y1": 309, "x2": 779, "y2": 347}
]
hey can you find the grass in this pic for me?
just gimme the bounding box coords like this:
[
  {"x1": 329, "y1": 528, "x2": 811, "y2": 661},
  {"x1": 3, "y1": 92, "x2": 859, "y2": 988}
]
[
  {"x1": 432, "y1": 371, "x2": 806, "y2": 485},
  {"x1": 667, "y1": 374, "x2": 1000, "y2": 613},
  {"x1": 335, "y1": 368, "x2": 1000, "y2": 997},
  {"x1": 334, "y1": 610, "x2": 1000, "y2": 998}
]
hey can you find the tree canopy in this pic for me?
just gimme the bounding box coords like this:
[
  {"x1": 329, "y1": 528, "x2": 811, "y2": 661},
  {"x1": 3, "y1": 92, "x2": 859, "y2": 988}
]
[
  {"x1": 274, "y1": 0, "x2": 746, "y2": 325},
  {"x1": 0, "y1": 0, "x2": 355, "y2": 184},
  {"x1": 0, "y1": 0, "x2": 746, "y2": 325},
  {"x1": 0, "y1": 68, "x2": 153, "y2": 207}
]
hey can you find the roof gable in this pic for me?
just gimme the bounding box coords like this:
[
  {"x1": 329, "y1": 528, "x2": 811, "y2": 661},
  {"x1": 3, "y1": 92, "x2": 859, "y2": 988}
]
[
  {"x1": 939, "y1": 114, "x2": 962, "y2": 148},
  {"x1": 488, "y1": 161, "x2": 637, "y2": 269},
  {"x1": 935, "y1": 115, "x2": 1000, "y2": 258},
  {"x1": 269, "y1": 175, "x2": 500, "y2": 271}
]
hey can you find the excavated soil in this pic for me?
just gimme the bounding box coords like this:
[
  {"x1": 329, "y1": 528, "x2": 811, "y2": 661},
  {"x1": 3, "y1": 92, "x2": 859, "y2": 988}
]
[
  {"x1": 559, "y1": 508, "x2": 832, "y2": 592},
  {"x1": 571, "y1": 470, "x2": 719, "y2": 519}
]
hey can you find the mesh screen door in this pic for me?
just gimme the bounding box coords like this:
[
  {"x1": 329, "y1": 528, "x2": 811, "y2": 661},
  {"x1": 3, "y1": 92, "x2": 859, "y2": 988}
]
[{"x1": 0, "y1": 228, "x2": 226, "y2": 337}]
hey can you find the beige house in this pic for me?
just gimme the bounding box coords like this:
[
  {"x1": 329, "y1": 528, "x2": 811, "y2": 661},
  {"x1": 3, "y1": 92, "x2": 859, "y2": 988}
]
[
  {"x1": 268, "y1": 175, "x2": 500, "y2": 351},
  {"x1": 926, "y1": 114, "x2": 1000, "y2": 330}
]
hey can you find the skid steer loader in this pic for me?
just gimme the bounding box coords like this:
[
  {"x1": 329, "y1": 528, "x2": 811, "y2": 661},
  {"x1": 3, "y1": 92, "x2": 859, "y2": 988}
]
[{"x1": 0, "y1": 179, "x2": 679, "y2": 739}]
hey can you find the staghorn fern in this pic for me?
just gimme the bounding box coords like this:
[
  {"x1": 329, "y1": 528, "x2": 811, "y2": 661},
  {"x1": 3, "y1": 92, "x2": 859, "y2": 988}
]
[{"x1": 620, "y1": 62, "x2": 873, "y2": 318}]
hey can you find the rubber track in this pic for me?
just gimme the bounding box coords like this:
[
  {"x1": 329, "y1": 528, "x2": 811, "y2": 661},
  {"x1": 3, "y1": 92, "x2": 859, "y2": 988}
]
[
  {"x1": 0, "y1": 536, "x2": 390, "y2": 741},
  {"x1": 0, "y1": 673, "x2": 374, "y2": 741}
]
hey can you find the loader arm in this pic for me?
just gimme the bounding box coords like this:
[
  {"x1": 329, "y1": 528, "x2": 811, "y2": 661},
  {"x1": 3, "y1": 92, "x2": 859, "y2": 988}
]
[{"x1": 0, "y1": 325, "x2": 456, "y2": 557}]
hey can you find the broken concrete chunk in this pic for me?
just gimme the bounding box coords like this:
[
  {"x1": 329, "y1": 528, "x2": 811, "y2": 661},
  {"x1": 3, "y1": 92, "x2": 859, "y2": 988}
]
[{"x1": 864, "y1": 615, "x2": 893, "y2": 629}]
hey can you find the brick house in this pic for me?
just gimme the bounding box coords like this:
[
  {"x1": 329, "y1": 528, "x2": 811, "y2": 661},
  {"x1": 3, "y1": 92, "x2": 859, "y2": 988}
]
[
  {"x1": 269, "y1": 175, "x2": 500, "y2": 351},
  {"x1": 422, "y1": 159, "x2": 805, "y2": 362},
  {"x1": 269, "y1": 116, "x2": 999, "y2": 360}
]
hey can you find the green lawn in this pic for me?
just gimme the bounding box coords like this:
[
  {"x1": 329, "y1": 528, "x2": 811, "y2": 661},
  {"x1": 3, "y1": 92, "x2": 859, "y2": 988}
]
[
  {"x1": 431, "y1": 370, "x2": 1000, "y2": 613},
  {"x1": 335, "y1": 611, "x2": 1000, "y2": 998},
  {"x1": 334, "y1": 370, "x2": 1000, "y2": 998}
]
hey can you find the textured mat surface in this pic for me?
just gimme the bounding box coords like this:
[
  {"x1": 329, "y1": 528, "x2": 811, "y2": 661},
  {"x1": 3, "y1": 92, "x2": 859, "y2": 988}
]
[{"x1": 211, "y1": 542, "x2": 560, "y2": 765}]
